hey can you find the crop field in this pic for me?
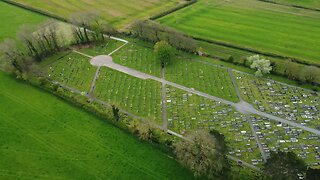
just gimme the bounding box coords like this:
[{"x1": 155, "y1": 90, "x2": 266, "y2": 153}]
[
  {"x1": 0, "y1": 72, "x2": 195, "y2": 179},
  {"x1": 12, "y1": 0, "x2": 182, "y2": 28},
  {"x1": 273, "y1": 0, "x2": 320, "y2": 9},
  {"x1": 158, "y1": 0, "x2": 320, "y2": 64},
  {"x1": 94, "y1": 67, "x2": 163, "y2": 123},
  {"x1": 43, "y1": 51, "x2": 97, "y2": 93},
  {"x1": 0, "y1": 1, "x2": 46, "y2": 41}
]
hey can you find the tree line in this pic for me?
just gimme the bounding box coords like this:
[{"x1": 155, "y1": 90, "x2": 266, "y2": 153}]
[
  {"x1": 0, "y1": 12, "x2": 116, "y2": 79},
  {"x1": 223, "y1": 54, "x2": 320, "y2": 86},
  {"x1": 131, "y1": 20, "x2": 197, "y2": 53}
]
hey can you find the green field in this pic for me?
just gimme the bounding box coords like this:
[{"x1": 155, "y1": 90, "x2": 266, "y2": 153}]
[
  {"x1": 13, "y1": 0, "x2": 182, "y2": 28},
  {"x1": 273, "y1": 0, "x2": 320, "y2": 9},
  {"x1": 0, "y1": 71, "x2": 196, "y2": 179},
  {"x1": 158, "y1": 0, "x2": 320, "y2": 64},
  {"x1": 0, "y1": 1, "x2": 46, "y2": 41}
]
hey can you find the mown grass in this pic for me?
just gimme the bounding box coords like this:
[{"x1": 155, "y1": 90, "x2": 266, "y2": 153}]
[
  {"x1": 94, "y1": 67, "x2": 163, "y2": 124},
  {"x1": 12, "y1": 0, "x2": 182, "y2": 28},
  {"x1": 112, "y1": 43, "x2": 162, "y2": 77},
  {"x1": 42, "y1": 51, "x2": 97, "y2": 93},
  {"x1": 0, "y1": 71, "x2": 195, "y2": 179},
  {"x1": 273, "y1": 0, "x2": 320, "y2": 9},
  {"x1": 158, "y1": 0, "x2": 320, "y2": 64},
  {"x1": 165, "y1": 54, "x2": 239, "y2": 102},
  {"x1": 0, "y1": 1, "x2": 46, "y2": 41}
]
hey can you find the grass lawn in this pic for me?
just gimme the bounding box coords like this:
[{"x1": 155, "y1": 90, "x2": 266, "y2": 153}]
[
  {"x1": 0, "y1": 1, "x2": 46, "y2": 41},
  {"x1": 273, "y1": 0, "x2": 320, "y2": 9},
  {"x1": 0, "y1": 71, "x2": 196, "y2": 179},
  {"x1": 112, "y1": 43, "x2": 162, "y2": 77},
  {"x1": 42, "y1": 51, "x2": 97, "y2": 93},
  {"x1": 165, "y1": 54, "x2": 239, "y2": 102},
  {"x1": 94, "y1": 67, "x2": 163, "y2": 124},
  {"x1": 158, "y1": 0, "x2": 320, "y2": 65},
  {"x1": 77, "y1": 39, "x2": 125, "y2": 57},
  {"x1": 12, "y1": 0, "x2": 182, "y2": 28}
]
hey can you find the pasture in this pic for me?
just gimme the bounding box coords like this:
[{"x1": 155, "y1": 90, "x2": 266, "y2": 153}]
[
  {"x1": 158, "y1": 0, "x2": 320, "y2": 64},
  {"x1": 0, "y1": 71, "x2": 195, "y2": 179},
  {"x1": 0, "y1": 1, "x2": 46, "y2": 41},
  {"x1": 12, "y1": 0, "x2": 182, "y2": 28},
  {"x1": 273, "y1": 0, "x2": 320, "y2": 9}
]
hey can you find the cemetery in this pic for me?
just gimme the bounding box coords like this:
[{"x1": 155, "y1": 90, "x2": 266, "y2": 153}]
[
  {"x1": 234, "y1": 71, "x2": 320, "y2": 129},
  {"x1": 165, "y1": 55, "x2": 239, "y2": 102},
  {"x1": 40, "y1": 37, "x2": 320, "y2": 169},
  {"x1": 1, "y1": 0, "x2": 319, "y2": 179},
  {"x1": 44, "y1": 52, "x2": 97, "y2": 92},
  {"x1": 94, "y1": 67, "x2": 163, "y2": 123}
]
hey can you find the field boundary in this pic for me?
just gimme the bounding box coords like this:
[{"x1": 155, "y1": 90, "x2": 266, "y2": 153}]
[
  {"x1": 149, "y1": 0, "x2": 198, "y2": 20},
  {"x1": 193, "y1": 37, "x2": 320, "y2": 68},
  {"x1": 256, "y1": 0, "x2": 320, "y2": 12},
  {"x1": 3, "y1": 0, "x2": 319, "y2": 69},
  {"x1": 1, "y1": 0, "x2": 68, "y2": 22}
]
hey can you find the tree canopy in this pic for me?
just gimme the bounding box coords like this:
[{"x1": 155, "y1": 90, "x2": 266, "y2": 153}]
[
  {"x1": 263, "y1": 151, "x2": 307, "y2": 180},
  {"x1": 173, "y1": 130, "x2": 228, "y2": 179},
  {"x1": 154, "y1": 41, "x2": 174, "y2": 66},
  {"x1": 247, "y1": 55, "x2": 272, "y2": 76}
]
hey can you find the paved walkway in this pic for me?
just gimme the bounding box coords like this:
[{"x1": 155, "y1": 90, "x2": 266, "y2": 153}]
[
  {"x1": 72, "y1": 51, "x2": 320, "y2": 135},
  {"x1": 248, "y1": 117, "x2": 267, "y2": 162},
  {"x1": 228, "y1": 68, "x2": 243, "y2": 102},
  {"x1": 88, "y1": 67, "x2": 100, "y2": 97},
  {"x1": 161, "y1": 66, "x2": 167, "y2": 130}
]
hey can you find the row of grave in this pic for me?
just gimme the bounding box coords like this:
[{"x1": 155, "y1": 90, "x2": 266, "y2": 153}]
[
  {"x1": 234, "y1": 71, "x2": 319, "y2": 130},
  {"x1": 165, "y1": 85, "x2": 319, "y2": 167}
]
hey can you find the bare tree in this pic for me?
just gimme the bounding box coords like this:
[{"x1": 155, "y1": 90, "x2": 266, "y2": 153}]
[
  {"x1": 18, "y1": 25, "x2": 41, "y2": 61},
  {"x1": 69, "y1": 11, "x2": 100, "y2": 43}
]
